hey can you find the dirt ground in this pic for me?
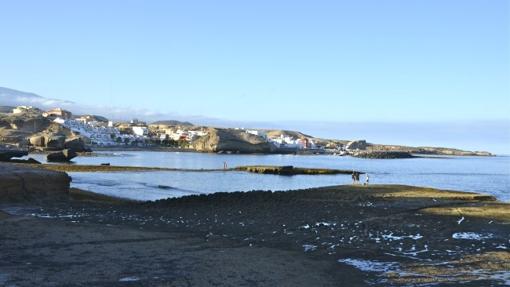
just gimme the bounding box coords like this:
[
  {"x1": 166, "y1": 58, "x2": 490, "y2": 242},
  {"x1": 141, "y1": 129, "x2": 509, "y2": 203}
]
[{"x1": 0, "y1": 216, "x2": 357, "y2": 287}]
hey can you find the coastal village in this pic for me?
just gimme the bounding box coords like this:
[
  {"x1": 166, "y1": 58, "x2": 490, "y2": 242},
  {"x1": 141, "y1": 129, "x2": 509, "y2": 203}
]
[
  {"x1": 3, "y1": 105, "x2": 338, "y2": 152},
  {"x1": 0, "y1": 105, "x2": 492, "y2": 163}
]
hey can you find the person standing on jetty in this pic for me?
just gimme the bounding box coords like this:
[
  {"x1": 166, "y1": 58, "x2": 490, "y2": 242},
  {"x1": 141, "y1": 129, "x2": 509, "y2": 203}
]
[
  {"x1": 352, "y1": 171, "x2": 359, "y2": 184},
  {"x1": 364, "y1": 174, "x2": 370, "y2": 186},
  {"x1": 352, "y1": 171, "x2": 361, "y2": 184}
]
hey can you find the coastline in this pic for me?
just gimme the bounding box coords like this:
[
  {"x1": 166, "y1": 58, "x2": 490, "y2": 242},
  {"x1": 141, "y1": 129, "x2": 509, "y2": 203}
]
[{"x1": 0, "y1": 162, "x2": 509, "y2": 286}]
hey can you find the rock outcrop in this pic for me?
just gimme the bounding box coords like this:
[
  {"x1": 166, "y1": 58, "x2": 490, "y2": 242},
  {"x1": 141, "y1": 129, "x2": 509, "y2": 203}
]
[
  {"x1": 0, "y1": 162, "x2": 70, "y2": 201},
  {"x1": 0, "y1": 111, "x2": 51, "y2": 146},
  {"x1": 27, "y1": 123, "x2": 89, "y2": 152},
  {"x1": 345, "y1": 140, "x2": 367, "y2": 151},
  {"x1": 0, "y1": 110, "x2": 90, "y2": 153},
  {"x1": 192, "y1": 128, "x2": 275, "y2": 154}
]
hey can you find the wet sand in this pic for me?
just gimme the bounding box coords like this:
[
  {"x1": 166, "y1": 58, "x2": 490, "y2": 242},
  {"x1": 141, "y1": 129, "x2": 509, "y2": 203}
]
[{"x1": 1, "y1": 184, "x2": 509, "y2": 286}]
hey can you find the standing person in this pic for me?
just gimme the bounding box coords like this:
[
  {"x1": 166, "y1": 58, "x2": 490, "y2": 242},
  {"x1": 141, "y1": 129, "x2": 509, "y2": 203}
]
[
  {"x1": 365, "y1": 173, "x2": 370, "y2": 186},
  {"x1": 352, "y1": 171, "x2": 356, "y2": 184}
]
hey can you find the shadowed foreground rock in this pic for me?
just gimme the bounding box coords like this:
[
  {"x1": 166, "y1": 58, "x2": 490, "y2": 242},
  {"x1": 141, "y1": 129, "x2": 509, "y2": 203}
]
[
  {"x1": 0, "y1": 162, "x2": 70, "y2": 201},
  {"x1": 0, "y1": 149, "x2": 28, "y2": 161}
]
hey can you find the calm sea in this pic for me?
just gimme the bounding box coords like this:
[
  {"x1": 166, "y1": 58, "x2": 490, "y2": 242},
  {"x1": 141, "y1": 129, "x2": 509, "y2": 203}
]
[{"x1": 29, "y1": 151, "x2": 510, "y2": 202}]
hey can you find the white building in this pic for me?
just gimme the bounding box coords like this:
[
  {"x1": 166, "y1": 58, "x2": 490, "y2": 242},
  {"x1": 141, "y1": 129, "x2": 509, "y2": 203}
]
[
  {"x1": 55, "y1": 118, "x2": 121, "y2": 146},
  {"x1": 12, "y1": 106, "x2": 35, "y2": 114},
  {"x1": 266, "y1": 134, "x2": 317, "y2": 150},
  {"x1": 43, "y1": 108, "x2": 72, "y2": 119},
  {"x1": 132, "y1": 126, "x2": 149, "y2": 137},
  {"x1": 245, "y1": 129, "x2": 267, "y2": 139},
  {"x1": 53, "y1": 117, "x2": 66, "y2": 125}
]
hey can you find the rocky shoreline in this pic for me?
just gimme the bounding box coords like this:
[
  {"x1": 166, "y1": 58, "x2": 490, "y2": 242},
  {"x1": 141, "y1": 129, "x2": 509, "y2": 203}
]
[
  {"x1": 0, "y1": 163, "x2": 509, "y2": 286},
  {"x1": 352, "y1": 151, "x2": 416, "y2": 159}
]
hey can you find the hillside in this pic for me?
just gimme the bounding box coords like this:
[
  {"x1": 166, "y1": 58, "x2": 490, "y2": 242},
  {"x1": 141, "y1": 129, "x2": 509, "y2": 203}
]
[
  {"x1": 366, "y1": 143, "x2": 492, "y2": 156},
  {"x1": 263, "y1": 129, "x2": 312, "y2": 139},
  {"x1": 0, "y1": 106, "x2": 15, "y2": 113},
  {"x1": 0, "y1": 87, "x2": 73, "y2": 108},
  {"x1": 151, "y1": 120, "x2": 193, "y2": 126}
]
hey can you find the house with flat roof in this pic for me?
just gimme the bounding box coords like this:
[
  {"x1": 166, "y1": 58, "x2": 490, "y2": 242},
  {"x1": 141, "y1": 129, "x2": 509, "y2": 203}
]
[{"x1": 43, "y1": 108, "x2": 72, "y2": 119}]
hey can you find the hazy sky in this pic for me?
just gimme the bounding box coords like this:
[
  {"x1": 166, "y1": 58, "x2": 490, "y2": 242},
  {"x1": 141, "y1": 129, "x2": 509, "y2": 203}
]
[{"x1": 1, "y1": 0, "x2": 508, "y2": 122}]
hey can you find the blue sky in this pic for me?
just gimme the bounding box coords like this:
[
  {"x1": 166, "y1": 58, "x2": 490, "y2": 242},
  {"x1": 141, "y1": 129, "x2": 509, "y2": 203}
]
[{"x1": 0, "y1": 1, "x2": 509, "y2": 152}]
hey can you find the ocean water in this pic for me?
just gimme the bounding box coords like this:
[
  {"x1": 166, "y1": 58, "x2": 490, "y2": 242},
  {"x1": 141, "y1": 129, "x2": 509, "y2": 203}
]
[{"x1": 29, "y1": 151, "x2": 510, "y2": 201}]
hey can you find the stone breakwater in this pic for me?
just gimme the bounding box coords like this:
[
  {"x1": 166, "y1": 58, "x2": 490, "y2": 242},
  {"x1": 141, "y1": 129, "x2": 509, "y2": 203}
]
[
  {"x1": 0, "y1": 162, "x2": 70, "y2": 201},
  {"x1": 235, "y1": 165, "x2": 359, "y2": 175}
]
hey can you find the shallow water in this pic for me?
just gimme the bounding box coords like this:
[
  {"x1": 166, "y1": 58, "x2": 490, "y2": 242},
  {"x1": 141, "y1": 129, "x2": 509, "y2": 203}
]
[{"x1": 29, "y1": 151, "x2": 510, "y2": 201}]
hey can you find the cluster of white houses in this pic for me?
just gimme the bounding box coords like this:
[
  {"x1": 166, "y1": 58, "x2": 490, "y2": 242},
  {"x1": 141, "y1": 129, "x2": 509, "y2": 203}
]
[
  {"x1": 10, "y1": 106, "x2": 326, "y2": 150},
  {"x1": 245, "y1": 129, "x2": 318, "y2": 150},
  {"x1": 43, "y1": 110, "x2": 210, "y2": 146}
]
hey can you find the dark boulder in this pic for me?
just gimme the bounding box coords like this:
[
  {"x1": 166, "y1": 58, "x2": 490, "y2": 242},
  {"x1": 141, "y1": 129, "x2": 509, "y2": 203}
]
[
  {"x1": 8, "y1": 157, "x2": 41, "y2": 164},
  {"x1": 47, "y1": 149, "x2": 77, "y2": 162},
  {"x1": 45, "y1": 135, "x2": 65, "y2": 150},
  {"x1": 0, "y1": 149, "x2": 28, "y2": 161},
  {"x1": 64, "y1": 137, "x2": 90, "y2": 152}
]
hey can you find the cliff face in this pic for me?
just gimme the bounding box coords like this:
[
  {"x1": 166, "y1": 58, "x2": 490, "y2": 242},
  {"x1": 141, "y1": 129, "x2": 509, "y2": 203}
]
[
  {"x1": 192, "y1": 128, "x2": 275, "y2": 154},
  {"x1": 0, "y1": 163, "x2": 71, "y2": 201}
]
